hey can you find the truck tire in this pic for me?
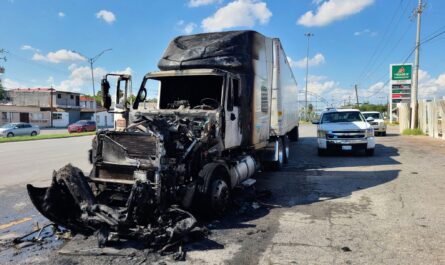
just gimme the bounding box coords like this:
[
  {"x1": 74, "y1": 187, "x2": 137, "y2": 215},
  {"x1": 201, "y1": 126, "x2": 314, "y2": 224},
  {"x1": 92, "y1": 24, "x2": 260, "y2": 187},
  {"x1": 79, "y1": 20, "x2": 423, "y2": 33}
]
[
  {"x1": 31, "y1": 131, "x2": 37, "y2": 136},
  {"x1": 282, "y1": 135, "x2": 290, "y2": 164},
  {"x1": 288, "y1": 126, "x2": 299, "y2": 142},
  {"x1": 270, "y1": 139, "x2": 284, "y2": 171},
  {"x1": 7, "y1": 132, "x2": 14, "y2": 138},
  {"x1": 207, "y1": 177, "x2": 230, "y2": 216},
  {"x1": 318, "y1": 148, "x2": 327, "y2": 156}
]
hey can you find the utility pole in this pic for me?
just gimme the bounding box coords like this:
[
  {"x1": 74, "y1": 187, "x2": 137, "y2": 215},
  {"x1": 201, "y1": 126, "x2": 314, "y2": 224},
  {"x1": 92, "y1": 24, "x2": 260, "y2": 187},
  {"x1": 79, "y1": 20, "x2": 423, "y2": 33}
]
[
  {"x1": 354, "y1": 84, "x2": 360, "y2": 108},
  {"x1": 304, "y1": 33, "x2": 314, "y2": 121},
  {"x1": 73, "y1": 49, "x2": 112, "y2": 130},
  {"x1": 411, "y1": 0, "x2": 423, "y2": 129}
]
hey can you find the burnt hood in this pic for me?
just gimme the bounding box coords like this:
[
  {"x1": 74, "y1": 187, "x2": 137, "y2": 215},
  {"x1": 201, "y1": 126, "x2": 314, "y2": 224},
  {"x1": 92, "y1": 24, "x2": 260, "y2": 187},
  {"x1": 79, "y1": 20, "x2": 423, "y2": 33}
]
[{"x1": 158, "y1": 30, "x2": 266, "y2": 73}]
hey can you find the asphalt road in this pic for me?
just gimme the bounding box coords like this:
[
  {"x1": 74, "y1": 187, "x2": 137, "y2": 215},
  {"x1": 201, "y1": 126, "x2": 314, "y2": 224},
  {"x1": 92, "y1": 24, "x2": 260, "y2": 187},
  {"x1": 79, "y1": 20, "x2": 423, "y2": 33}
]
[{"x1": 1, "y1": 125, "x2": 445, "y2": 264}]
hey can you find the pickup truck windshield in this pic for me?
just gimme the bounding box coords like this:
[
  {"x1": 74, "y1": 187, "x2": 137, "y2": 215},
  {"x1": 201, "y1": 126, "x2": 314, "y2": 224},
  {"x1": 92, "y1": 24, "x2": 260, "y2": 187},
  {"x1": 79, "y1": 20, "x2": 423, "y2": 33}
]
[
  {"x1": 321, "y1": 112, "x2": 365, "y2": 123},
  {"x1": 362, "y1": 113, "x2": 381, "y2": 119}
]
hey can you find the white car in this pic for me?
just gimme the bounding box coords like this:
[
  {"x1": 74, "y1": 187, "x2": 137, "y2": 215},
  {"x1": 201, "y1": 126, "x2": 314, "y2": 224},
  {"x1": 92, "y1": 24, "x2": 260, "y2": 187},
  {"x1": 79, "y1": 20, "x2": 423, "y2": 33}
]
[
  {"x1": 313, "y1": 109, "x2": 375, "y2": 156},
  {"x1": 361, "y1": 111, "x2": 386, "y2": 136}
]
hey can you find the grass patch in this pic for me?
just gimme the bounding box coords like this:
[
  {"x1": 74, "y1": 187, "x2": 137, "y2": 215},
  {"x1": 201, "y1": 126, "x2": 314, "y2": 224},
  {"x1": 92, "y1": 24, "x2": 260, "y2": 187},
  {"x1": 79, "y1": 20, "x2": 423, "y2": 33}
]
[
  {"x1": 402, "y1": 128, "x2": 424, "y2": 136},
  {"x1": 0, "y1": 132, "x2": 95, "y2": 143}
]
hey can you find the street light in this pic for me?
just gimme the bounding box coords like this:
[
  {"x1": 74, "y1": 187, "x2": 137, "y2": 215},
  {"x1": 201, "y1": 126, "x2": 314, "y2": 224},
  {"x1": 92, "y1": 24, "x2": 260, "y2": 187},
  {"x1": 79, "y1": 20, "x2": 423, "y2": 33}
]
[
  {"x1": 304, "y1": 33, "x2": 314, "y2": 121},
  {"x1": 72, "y1": 48, "x2": 112, "y2": 129}
]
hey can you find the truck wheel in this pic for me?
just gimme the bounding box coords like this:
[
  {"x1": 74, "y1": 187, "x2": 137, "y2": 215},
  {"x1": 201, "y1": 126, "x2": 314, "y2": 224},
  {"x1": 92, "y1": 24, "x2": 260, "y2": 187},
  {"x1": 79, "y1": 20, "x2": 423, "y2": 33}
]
[
  {"x1": 207, "y1": 177, "x2": 230, "y2": 216},
  {"x1": 288, "y1": 126, "x2": 299, "y2": 142},
  {"x1": 282, "y1": 135, "x2": 290, "y2": 164},
  {"x1": 365, "y1": 148, "x2": 375, "y2": 156},
  {"x1": 270, "y1": 139, "x2": 284, "y2": 171},
  {"x1": 7, "y1": 132, "x2": 14, "y2": 138},
  {"x1": 31, "y1": 131, "x2": 37, "y2": 136},
  {"x1": 318, "y1": 148, "x2": 327, "y2": 156}
]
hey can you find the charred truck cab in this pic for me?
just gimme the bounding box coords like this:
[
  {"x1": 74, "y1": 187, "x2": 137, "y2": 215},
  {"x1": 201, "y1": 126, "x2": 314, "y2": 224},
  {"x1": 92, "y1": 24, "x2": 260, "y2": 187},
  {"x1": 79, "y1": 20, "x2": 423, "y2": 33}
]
[{"x1": 27, "y1": 31, "x2": 299, "y2": 239}]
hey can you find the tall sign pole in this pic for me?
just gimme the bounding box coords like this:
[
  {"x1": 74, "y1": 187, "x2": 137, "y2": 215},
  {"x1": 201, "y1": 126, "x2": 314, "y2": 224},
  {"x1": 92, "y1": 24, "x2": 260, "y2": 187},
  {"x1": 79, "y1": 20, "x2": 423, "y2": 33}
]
[
  {"x1": 411, "y1": 0, "x2": 423, "y2": 129},
  {"x1": 304, "y1": 33, "x2": 314, "y2": 121}
]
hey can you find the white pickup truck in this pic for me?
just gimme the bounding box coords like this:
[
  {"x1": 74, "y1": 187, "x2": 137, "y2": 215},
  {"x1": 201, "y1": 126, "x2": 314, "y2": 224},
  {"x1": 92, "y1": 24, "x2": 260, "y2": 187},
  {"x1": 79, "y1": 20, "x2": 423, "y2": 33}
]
[
  {"x1": 313, "y1": 108, "x2": 375, "y2": 156},
  {"x1": 362, "y1": 111, "x2": 387, "y2": 136}
]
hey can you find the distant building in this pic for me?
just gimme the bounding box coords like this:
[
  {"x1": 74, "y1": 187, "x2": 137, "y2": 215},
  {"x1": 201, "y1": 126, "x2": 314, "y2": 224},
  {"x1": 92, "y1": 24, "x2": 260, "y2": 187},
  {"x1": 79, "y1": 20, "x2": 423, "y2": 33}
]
[
  {"x1": 0, "y1": 88, "x2": 82, "y2": 127},
  {"x1": 79, "y1": 96, "x2": 113, "y2": 128}
]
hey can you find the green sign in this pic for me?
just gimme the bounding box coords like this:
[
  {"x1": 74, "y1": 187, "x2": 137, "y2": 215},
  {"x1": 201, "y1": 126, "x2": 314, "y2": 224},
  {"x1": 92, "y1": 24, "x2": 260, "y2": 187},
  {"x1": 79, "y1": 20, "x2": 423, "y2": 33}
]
[{"x1": 392, "y1": 65, "x2": 412, "y2": 81}]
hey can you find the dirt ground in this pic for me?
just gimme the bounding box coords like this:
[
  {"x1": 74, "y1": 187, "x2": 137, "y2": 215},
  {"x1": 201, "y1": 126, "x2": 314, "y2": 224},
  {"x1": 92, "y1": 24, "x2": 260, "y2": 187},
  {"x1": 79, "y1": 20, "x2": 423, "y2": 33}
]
[{"x1": 1, "y1": 124, "x2": 445, "y2": 265}]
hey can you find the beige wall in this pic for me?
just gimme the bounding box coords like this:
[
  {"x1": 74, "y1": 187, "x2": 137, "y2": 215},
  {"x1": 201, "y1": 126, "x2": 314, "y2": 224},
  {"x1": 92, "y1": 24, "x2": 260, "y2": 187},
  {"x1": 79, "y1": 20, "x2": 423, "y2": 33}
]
[{"x1": 0, "y1": 105, "x2": 51, "y2": 127}]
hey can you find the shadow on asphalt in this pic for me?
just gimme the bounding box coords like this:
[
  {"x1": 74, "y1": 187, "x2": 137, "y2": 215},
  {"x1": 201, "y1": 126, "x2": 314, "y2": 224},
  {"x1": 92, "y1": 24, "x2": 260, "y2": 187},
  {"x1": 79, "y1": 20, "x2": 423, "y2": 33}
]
[
  {"x1": 253, "y1": 136, "x2": 400, "y2": 208},
  {"x1": 192, "y1": 135, "x2": 401, "y2": 247}
]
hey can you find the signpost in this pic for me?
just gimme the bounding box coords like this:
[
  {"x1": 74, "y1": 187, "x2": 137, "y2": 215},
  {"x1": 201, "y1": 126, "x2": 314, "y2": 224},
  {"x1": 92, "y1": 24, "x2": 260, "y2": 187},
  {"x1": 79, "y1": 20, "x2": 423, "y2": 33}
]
[{"x1": 390, "y1": 64, "x2": 413, "y2": 123}]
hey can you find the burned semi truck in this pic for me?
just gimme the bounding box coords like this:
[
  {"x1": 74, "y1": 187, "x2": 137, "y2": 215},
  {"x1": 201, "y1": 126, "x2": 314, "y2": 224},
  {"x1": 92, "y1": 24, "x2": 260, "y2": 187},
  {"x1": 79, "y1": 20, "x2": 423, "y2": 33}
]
[{"x1": 27, "y1": 31, "x2": 299, "y2": 242}]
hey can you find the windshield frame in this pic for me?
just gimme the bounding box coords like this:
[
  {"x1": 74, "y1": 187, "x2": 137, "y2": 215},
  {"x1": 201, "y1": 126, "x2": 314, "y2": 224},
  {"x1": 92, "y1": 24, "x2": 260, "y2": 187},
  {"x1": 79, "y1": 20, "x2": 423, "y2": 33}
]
[{"x1": 320, "y1": 111, "x2": 366, "y2": 124}]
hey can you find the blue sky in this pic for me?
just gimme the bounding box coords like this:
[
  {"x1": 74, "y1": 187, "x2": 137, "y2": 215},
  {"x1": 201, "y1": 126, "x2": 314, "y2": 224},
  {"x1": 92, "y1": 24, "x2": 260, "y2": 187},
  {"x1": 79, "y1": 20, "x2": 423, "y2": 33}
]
[{"x1": 1, "y1": 0, "x2": 445, "y2": 106}]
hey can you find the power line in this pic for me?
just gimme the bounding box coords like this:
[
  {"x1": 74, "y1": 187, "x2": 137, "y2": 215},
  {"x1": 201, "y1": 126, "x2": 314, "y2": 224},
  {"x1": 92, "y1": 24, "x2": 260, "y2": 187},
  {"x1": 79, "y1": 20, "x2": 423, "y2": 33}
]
[
  {"x1": 362, "y1": 26, "x2": 445, "y2": 100},
  {"x1": 355, "y1": 0, "x2": 410, "y2": 85}
]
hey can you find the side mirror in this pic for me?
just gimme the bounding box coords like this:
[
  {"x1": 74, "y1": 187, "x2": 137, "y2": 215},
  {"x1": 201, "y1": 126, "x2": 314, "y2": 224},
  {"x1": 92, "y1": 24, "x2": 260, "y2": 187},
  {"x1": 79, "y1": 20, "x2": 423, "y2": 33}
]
[
  {"x1": 312, "y1": 120, "x2": 320, "y2": 124},
  {"x1": 366, "y1": 117, "x2": 375, "y2": 122},
  {"x1": 101, "y1": 78, "x2": 112, "y2": 111}
]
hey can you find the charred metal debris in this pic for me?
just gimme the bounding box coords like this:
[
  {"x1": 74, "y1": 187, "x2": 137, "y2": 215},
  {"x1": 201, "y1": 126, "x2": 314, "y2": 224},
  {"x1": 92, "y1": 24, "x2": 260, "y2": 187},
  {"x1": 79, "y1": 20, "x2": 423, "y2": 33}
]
[{"x1": 26, "y1": 112, "x2": 221, "y2": 251}]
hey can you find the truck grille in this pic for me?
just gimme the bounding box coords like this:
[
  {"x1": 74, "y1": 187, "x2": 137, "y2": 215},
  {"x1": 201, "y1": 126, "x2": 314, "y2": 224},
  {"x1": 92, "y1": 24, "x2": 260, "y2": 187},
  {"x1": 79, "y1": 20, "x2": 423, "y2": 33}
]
[
  {"x1": 108, "y1": 133, "x2": 158, "y2": 158},
  {"x1": 327, "y1": 130, "x2": 365, "y2": 139}
]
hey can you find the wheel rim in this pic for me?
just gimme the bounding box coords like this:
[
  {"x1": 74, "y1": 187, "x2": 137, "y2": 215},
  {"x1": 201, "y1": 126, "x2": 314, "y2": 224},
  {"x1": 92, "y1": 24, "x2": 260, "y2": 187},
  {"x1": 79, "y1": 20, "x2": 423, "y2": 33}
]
[{"x1": 211, "y1": 179, "x2": 229, "y2": 214}]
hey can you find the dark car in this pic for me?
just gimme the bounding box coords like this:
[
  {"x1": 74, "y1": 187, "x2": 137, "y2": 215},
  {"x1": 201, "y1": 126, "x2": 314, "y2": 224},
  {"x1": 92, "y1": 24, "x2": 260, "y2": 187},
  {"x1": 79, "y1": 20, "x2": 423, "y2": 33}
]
[{"x1": 68, "y1": 120, "x2": 96, "y2": 133}]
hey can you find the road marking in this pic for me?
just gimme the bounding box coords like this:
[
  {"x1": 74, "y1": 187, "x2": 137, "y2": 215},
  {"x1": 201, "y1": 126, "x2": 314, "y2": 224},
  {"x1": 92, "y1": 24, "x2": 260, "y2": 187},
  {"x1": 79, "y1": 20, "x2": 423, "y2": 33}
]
[{"x1": 0, "y1": 217, "x2": 32, "y2": 230}]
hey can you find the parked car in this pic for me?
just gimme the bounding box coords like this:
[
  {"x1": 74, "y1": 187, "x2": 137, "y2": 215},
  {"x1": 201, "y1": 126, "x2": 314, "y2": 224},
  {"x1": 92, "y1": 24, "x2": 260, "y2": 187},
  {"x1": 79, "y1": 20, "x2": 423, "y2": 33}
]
[
  {"x1": 0, "y1": 122, "x2": 40, "y2": 137},
  {"x1": 362, "y1": 111, "x2": 387, "y2": 136},
  {"x1": 68, "y1": 120, "x2": 96, "y2": 133},
  {"x1": 313, "y1": 108, "x2": 375, "y2": 156}
]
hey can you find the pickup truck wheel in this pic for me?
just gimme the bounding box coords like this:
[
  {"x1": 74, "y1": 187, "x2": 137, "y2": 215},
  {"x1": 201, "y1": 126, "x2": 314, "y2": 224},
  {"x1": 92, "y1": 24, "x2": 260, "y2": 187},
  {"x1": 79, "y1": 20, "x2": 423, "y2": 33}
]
[
  {"x1": 365, "y1": 148, "x2": 375, "y2": 156},
  {"x1": 208, "y1": 177, "x2": 230, "y2": 216},
  {"x1": 282, "y1": 135, "x2": 290, "y2": 164},
  {"x1": 7, "y1": 132, "x2": 14, "y2": 138},
  {"x1": 31, "y1": 131, "x2": 37, "y2": 136},
  {"x1": 318, "y1": 148, "x2": 327, "y2": 156}
]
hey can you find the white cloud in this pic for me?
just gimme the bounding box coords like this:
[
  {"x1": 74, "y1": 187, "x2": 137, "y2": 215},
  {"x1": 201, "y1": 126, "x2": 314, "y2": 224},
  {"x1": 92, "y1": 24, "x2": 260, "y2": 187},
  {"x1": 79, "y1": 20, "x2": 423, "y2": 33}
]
[
  {"x1": 416, "y1": 69, "x2": 445, "y2": 99},
  {"x1": 201, "y1": 0, "x2": 272, "y2": 32},
  {"x1": 55, "y1": 65, "x2": 133, "y2": 94},
  {"x1": 2, "y1": 78, "x2": 23, "y2": 89},
  {"x1": 111, "y1": 67, "x2": 133, "y2": 76},
  {"x1": 21, "y1": 45, "x2": 40, "y2": 52},
  {"x1": 288, "y1": 53, "x2": 326, "y2": 68},
  {"x1": 58, "y1": 12, "x2": 65, "y2": 17},
  {"x1": 188, "y1": 0, "x2": 221, "y2": 7},
  {"x1": 297, "y1": 0, "x2": 374, "y2": 27},
  {"x1": 184, "y1": 22, "x2": 197, "y2": 34},
  {"x1": 32, "y1": 49, "x2": 86, "y2": 64},
  {"x1": 354, "y1": 28, "x2": 377, "y2": 37},
  {"x1": 312, "y1": 0, "x2": 323, "y2": 5},
  {"x1": 177, "y1": 20, "x2": 196, "y2": 34},
  {"x1": 96, "y1": 10, "x2": 116, "y2": 24}
]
